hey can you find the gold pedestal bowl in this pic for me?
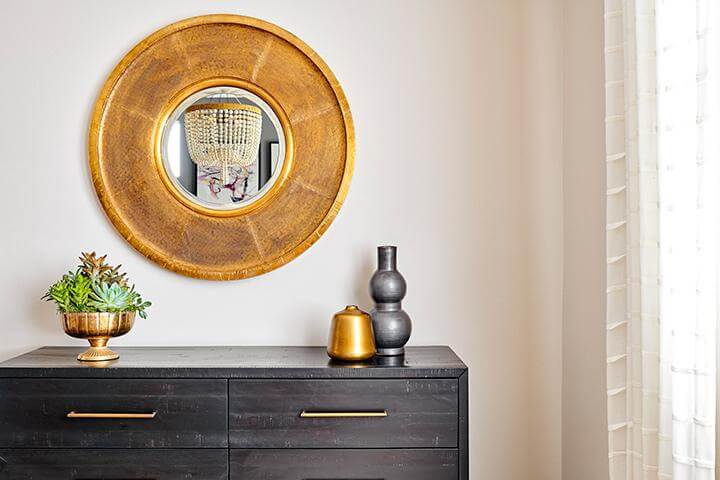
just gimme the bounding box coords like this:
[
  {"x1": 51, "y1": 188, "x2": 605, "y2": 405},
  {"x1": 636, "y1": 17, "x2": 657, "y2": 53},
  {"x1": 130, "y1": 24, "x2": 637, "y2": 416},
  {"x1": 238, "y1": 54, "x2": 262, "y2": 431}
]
[{"x1": 61, "y1": 312, "x2": 135, "y2": 362}]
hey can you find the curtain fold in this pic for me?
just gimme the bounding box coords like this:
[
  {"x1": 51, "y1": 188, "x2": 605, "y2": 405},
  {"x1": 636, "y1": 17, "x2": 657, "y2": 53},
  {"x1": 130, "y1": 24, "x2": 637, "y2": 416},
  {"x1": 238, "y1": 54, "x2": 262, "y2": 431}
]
[
  {"x1": 605, "y1": 0, "x2": 719, "y2": 479},
  {"x1": 605, "y1": 0, "x2": 663, "y2": 477}
]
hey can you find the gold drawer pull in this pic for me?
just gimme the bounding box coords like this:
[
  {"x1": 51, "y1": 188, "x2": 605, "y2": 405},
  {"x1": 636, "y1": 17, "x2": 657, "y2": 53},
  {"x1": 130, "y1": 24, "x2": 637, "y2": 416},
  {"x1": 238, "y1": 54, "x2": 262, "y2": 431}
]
[
  {"x1": 299, "y1": 410, "x2": 388, "y2": 418},
  {"x1": 66, "y1": 411, "x2": 157, "y2": 419}
]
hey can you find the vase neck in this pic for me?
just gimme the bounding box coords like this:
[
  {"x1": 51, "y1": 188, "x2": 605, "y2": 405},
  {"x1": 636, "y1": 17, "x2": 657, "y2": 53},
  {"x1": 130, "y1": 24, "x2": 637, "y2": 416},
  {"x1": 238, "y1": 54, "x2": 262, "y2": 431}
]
[
  {"x1": 377, "y1": 246, "x2": 397, "y2": 270},
  {"x1": 375, "y1": 301, "x2": 401, "y2": 311}
]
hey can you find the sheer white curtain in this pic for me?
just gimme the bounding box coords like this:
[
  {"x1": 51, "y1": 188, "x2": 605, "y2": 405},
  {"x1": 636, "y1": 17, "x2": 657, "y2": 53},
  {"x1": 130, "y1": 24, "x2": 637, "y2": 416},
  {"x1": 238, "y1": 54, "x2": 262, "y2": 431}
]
[{"x1": 605, "y1": 0, "x2": 720, "y2": 478}]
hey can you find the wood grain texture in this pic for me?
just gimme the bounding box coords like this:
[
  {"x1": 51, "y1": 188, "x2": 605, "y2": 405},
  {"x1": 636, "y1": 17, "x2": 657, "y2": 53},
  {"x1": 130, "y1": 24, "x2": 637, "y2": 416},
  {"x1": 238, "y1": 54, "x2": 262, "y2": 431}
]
[
  {"x1": 89, "y1": 15, "x2": 354, "y2": 280},
  {"x1": 0, "y1": 346, "x2": 466, "y2": 379},
  {"x1": 459, "y1": 370, "x2": 469, "y2": 480},
  {"x1": 229, "y1": 379, "x2": 458, "y2": 448},
  {"x1": 0, "y1": 449, "x2": 228, "y2": 479},
  {"x1": 230, "y1": 449, "x2": 459, "y2": 480},
  {"x1": 0, "y1": 379, "x2": 227, "y2": 448}
]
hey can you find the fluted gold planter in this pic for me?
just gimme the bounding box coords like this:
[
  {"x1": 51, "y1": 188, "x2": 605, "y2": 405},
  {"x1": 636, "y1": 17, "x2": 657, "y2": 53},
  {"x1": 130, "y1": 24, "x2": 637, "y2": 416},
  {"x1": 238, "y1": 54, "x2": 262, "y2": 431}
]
[{"x1": 61, "y1": 312, "x2": 135, "y2": 362}]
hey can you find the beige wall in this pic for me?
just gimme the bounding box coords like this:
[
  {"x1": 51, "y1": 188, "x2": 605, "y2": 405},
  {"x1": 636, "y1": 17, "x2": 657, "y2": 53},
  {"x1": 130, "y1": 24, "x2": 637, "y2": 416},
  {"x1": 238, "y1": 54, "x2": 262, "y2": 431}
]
[
  {"x1": 562, "y1": 1, "x2": 609, "y2": 479},
  {"x1": 521, "y1": 0, "x2": 564, "y2": 477},
  {"x1": 0, "y1": 0, "x2": 608, "y2": 478}
]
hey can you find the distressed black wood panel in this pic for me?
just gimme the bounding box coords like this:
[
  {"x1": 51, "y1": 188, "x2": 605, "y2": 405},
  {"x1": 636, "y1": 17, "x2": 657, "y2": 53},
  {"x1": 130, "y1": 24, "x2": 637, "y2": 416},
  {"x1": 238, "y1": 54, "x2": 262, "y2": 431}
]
[
  {"x1": 459, "y1": 370, "x2": 469, "y2": 480},
  {"x1": 0, "y1": 379, "x2": 227, "y2": 448},
  {"x1": 230, "y1": 449, "x2": 458, "y2": 480},
  {"x1": 229, "y1": 379, "x2": 458, "y2": 448},
  {"x1": 0, "y1": 448, "x2": 228, "y2": 479},
  {"x1": 0, "y1": 346, "x2": 466, "y2": 379}
]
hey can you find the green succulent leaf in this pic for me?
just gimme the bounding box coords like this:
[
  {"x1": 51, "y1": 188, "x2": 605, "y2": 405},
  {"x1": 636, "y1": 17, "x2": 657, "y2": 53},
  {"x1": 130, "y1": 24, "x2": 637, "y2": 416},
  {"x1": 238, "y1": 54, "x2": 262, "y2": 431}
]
[
  {"x1": 89, "y1": 282, "x2": 131, "y2": 312},
  {"x1": 69, "y1": 273, "x2": 92, "y2": 311}
]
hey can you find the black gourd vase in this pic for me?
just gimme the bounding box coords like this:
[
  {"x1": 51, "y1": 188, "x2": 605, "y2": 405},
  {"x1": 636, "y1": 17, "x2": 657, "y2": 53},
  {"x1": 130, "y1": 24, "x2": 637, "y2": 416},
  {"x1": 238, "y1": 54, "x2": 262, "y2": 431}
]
[{"x1": 369, "y1": 246, "x2": 412, "y2": 356}]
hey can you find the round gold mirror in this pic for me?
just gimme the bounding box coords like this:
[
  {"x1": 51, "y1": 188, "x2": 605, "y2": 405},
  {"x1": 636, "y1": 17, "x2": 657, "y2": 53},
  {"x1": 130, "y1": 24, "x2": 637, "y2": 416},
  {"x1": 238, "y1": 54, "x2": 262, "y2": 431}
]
[
  {"x1": 160, "y1": 84, "x2": 289, "y2": 215},
  {"x1": 89, "y1": 15, "x2": 354, "y2": 280}
]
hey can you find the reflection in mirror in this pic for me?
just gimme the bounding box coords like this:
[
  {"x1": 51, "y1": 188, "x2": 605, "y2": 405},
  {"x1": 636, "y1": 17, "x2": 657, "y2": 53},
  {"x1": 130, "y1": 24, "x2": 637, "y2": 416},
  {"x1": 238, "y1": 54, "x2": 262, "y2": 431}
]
[{"x1": 161, "y1": 86, "x2": 285, "y2": 211}]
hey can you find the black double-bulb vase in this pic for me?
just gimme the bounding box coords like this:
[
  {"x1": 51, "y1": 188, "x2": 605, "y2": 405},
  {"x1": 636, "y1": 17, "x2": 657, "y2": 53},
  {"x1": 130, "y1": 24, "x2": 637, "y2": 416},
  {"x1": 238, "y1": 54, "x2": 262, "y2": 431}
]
[{"x1": 369, "y1": 246, "x2": 412, "y2": 356}]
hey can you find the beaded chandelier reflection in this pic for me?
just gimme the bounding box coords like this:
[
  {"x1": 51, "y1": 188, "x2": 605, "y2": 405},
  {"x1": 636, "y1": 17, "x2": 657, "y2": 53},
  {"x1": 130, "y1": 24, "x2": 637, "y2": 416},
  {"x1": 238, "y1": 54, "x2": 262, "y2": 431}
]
[{"x1": 183, "y1": 103, "x2": 263, "y2": 184}]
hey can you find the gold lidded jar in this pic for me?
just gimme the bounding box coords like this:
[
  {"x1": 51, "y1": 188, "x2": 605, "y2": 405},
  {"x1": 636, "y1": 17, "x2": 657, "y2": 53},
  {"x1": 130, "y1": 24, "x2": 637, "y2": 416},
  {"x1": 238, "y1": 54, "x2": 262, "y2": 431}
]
[{"x1": 327, "y1": 305, "x2": 376, "y2": 361}]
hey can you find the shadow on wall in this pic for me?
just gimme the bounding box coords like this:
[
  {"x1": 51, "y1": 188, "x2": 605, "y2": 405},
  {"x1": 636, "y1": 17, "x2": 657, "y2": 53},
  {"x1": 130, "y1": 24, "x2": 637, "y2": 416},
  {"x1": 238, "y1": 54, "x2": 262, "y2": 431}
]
[
  {"x1": 353, "y1": 246, "x2": 375, "y2": 311},
  {"x1": 0, "y1": 273, "x2": 66, "y2": 361},
  {"x1": 297, "y1": 246, "x2": 375, "y2": 347},
  {"x1": 27, "y1": 274, "x2": 62, "y2": 337}
]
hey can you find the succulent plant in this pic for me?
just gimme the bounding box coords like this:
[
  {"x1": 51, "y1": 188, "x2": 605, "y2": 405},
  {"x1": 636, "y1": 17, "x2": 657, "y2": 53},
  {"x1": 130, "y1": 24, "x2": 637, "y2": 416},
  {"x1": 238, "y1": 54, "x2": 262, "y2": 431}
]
[
  {"x1": 42, "y1": 270, "x2": 93, "y2": 313},
  {"x1": 43, "y1": 252, "x2": 150, "y2": 319},
  {"x1": 88, "y1": 282, "x2": 151, "y2": 319},
  {"x1": 79, "y1": 251, "x2": 128, "y2": 287}
]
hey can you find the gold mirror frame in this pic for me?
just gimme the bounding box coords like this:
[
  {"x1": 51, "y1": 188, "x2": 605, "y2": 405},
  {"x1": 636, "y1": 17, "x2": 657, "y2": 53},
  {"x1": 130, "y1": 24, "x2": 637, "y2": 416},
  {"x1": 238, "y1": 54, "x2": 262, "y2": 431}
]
[{"x1": 89, "y1": 15, "x2": 354, "y2": 280}]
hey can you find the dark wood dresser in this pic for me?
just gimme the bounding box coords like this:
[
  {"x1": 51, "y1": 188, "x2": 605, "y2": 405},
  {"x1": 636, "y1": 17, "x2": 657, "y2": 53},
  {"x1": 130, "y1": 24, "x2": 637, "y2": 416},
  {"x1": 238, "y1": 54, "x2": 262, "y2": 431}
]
[{"x1": 0, "y1": 346, "x2": 468, "y2": 479}]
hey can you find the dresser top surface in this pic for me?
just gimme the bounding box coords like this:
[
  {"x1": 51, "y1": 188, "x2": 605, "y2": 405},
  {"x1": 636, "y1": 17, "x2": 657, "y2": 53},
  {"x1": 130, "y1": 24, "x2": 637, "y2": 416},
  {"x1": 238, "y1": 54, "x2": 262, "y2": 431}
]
[{"x1": 0, "y1": 346, "x2": 466, "y2": 379}]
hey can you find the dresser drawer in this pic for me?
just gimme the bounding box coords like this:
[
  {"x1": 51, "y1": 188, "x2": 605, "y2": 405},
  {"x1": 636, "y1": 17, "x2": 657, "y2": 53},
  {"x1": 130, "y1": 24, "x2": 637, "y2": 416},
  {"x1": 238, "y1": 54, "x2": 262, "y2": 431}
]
[
  {"x1": 230, "y1": 449, "x2": 458, "y2": 479},
  {"x1": 0, "y1": 449, "x2": 228, "y2": 479},
  {"x1": 229, "y1": 379, "x2": 458, "y2": 448},
  {"x1": 0, "y1": 379, "x2": 227, "y2": 448}
]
